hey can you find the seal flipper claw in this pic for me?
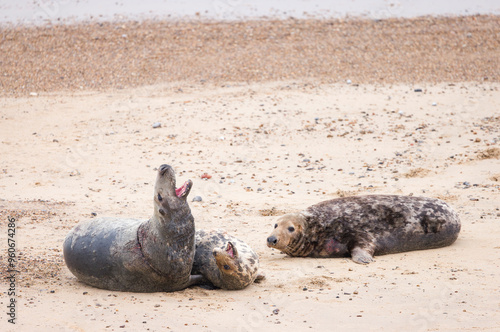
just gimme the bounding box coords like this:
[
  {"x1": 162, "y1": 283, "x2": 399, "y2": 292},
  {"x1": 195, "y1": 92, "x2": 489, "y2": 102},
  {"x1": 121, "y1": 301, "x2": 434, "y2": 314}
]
[{"x1": 351, "y1": 247, "x2": 375, "y2": 264}]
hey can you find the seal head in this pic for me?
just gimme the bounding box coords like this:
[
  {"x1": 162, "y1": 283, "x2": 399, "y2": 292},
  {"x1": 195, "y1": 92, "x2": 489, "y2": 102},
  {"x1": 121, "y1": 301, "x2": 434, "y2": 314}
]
[
  {"x1": 266, "y1": 213, "x2": 313, "y2": 257},
  {"x1": 192, "y1": 229, "x2": 264, "y2": 290},
  {"x1": 154, "y1": 164, "x2": 193, "y2": 220}
]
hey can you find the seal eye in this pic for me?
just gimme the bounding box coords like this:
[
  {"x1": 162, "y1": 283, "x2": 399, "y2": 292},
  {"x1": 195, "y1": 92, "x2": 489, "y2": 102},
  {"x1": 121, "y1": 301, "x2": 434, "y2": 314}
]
[
  {"x1": 157, "y1": 193, "x2": 162, "y2": 201},
  {"x1": 274, "y1": 224, "x2": 278, "y2": 229},
  {"x1": 223, "y1": 264, "x2": 230, "y2": 270},
  {"x1": 288, "y1": 226, "x2": 295, "y2": 232}
]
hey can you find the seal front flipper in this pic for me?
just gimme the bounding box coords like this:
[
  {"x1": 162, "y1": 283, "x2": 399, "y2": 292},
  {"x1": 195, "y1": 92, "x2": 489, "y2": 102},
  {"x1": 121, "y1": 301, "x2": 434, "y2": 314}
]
[
  {"x1": 350, "y1": 246, "x2": 375, "y2": 264},
  {"x1": 187, "y1": 274, "x2": 206, "y2": 286},
  {"x1": 254, "y1": 273, "x2": 266, "y2": 283}
]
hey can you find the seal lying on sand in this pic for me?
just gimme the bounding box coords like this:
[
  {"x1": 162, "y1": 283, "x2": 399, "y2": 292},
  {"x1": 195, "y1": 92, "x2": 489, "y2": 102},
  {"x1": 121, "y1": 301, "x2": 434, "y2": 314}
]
[
  {"x1": 192, "y1": 229, "x2": 265, "y2": 290},
  {"x1": 63, "y1": 164, "x2": 202, "y2": 292},
  {"x1": 266, "y1": 195, "x2": 460, "y2": 264}
]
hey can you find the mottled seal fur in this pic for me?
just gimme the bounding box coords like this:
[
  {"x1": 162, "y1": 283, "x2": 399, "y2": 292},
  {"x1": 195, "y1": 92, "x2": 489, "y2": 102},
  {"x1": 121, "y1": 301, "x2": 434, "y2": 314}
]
[
  {"x1": 266, "y1": 195, "x2": 461, "y2": 264},
  {"x1": 192, "y1": 229, "x2": 264, "y2": 290},
  {"x1": 63, "y1": 164, "x2": 202, "y2": 292}
]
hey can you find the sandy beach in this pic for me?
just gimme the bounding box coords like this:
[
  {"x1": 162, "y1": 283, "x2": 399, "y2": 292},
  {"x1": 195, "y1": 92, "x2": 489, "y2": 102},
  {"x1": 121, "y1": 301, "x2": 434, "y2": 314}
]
[{"x1": 0, "y1": 16, "x2": 499, "y2": 331}]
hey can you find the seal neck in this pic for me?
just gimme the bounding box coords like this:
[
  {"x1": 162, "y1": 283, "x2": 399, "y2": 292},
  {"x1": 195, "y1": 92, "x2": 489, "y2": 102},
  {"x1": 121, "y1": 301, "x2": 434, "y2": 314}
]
[
  {"x1": 137, "y1": 212, "x2": 195, "y2": 278},
  {"x1": 284, "y1": 231, "x2": 314, "y2": 256}
]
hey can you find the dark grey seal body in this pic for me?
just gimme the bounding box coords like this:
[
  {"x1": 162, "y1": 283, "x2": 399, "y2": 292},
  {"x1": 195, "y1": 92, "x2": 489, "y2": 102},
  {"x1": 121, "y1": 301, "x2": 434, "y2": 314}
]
[
  {"x1": 192, "y1": 229, "x2": 264, "y2": 290},
  {"x1": 63, "y1": 164, "x2": 202, "y2": 292},
  {"x1": 266, "y1": 195, "x2": 461, "y2": 264}
]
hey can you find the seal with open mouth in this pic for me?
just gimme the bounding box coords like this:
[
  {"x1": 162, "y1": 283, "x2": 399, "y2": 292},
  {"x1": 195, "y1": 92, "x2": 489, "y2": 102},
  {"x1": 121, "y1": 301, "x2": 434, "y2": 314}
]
[
  {"x1": 192, "y1": 229, "x2": 265, "y2": 290},
  {"x1": 63, "y1": 164, "x2": 202, "y2": 292},
  {"x1": 266, "y1": 195, "x2": 461, "y2": 264}
]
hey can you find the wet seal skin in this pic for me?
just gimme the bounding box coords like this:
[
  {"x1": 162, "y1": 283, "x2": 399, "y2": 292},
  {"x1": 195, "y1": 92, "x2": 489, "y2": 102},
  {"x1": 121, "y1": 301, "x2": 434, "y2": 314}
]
[
  {"x1": 192, "y1": 229, "x2": 265, "y2": 290},
  {"x1": 267, "y1": 195, "x2": 461, "y2": 264},
  {"x1": 63, "y1": 164, "x2": 203, "y2": 292}
]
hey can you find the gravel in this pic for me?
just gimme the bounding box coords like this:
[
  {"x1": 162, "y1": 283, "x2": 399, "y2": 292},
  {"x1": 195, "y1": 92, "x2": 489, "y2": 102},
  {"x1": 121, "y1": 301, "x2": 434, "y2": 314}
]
[{"x1": 0, "y1": 15, "x2": 499, "y2": 96}]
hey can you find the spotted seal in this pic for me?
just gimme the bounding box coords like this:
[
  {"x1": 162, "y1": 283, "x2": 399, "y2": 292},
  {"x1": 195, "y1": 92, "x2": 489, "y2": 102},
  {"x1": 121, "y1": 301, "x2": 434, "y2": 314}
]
[
  {"x1": 266, "y1": 195, "x2": 461, "y2": 264},
  {"x1": 63, "y1": 164, "x2": 202, "y2": 292},
  {"x1": 192, "y1": 229, "x2": 265, "y2": 290}
]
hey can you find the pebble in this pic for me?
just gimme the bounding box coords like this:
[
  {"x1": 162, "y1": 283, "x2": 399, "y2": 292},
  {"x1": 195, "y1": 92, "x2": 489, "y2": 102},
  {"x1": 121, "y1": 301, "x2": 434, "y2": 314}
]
[
  {"x1": 2, "y1": 16, "x2": 498, "y2": 96},
  {"x1": 192, "y1": 196, "x2": 202, "y2": 202},
  {"x1": 152, "y1": 122, "x2": 161, "y2": 128},
  {"x1": 432, "y1": 102, "x2": 437, "y2": 106}
]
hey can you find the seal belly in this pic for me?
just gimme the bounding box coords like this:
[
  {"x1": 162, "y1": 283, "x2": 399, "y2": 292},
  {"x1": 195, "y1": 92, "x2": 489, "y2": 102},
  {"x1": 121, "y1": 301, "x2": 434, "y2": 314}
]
[
  {"x1": 63, "y1": 217, "x2": 149, "y2": 291},
  {"x1": 374, "y1": 211, "x2": 460, "y2": 255},
  {"x1": 371, "y1": 198, "x2": 461, "y2": 255}
]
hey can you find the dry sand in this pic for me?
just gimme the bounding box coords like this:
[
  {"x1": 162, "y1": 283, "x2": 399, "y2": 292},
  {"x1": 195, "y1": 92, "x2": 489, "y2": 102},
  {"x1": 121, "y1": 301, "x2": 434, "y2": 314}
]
[{"x1": 1, "y1": 16, "x2": 500, "y2": 332}]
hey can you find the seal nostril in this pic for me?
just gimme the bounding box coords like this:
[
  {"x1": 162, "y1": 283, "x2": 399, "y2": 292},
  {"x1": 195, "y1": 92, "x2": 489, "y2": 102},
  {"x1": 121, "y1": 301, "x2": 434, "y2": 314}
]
[
  {"x1": 267, "y1": 236, "x2": 277, "y2": 245},
  {"x1": 158, "y1": 164, "x2": 169, "y2": 175}
]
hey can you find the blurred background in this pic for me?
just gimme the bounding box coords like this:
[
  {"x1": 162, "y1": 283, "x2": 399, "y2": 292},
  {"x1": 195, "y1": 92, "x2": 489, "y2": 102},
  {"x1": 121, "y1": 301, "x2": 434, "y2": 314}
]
[{"x1": 1, "y1": 0, "x2": 499, "y2": 24}]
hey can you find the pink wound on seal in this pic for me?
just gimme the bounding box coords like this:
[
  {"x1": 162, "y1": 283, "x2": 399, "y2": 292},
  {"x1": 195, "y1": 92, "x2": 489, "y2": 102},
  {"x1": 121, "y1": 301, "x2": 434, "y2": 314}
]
[{"x1": 325, "y1": 238, "x2": 341, "y2": 254}]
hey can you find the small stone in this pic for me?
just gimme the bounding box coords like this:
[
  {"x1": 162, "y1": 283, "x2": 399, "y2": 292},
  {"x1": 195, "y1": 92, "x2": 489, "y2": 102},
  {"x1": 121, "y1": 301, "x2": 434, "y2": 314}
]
[
  {"x1": 346, "y1": 79, "x2": 352, "y2": 84},
  {"x1": 91, "y1": 212, "x2": 97, "y2": 217},
  {"x1": 29, "y1": 92, "x2": 38, "y2": 96},
  {"x1": 414, "y1": 88, "x2": 422, "y2": 92},
  {"x1": 432, "y1": 102, "x2": 437, "y2": 106},
  {"x1": 273, "y1": 309, "x2": 280, "y2": 315},
  {"x1": 152, "y1": 122, "x2": 161, "y2": 128},
  {"x1": 192, "y1": 196, "x2": 202, "y2": 202}
]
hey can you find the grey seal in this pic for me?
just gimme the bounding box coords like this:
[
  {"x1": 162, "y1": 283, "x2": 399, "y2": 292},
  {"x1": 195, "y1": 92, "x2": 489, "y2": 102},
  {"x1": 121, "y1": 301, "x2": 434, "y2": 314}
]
[
  {"x1": 192, "y1": 229, "x2": 265, "y2": 290},
  {"x1": 63, "y1": 164, "x2": 202, "y2": 292},
  {"x1": 266, "y1": 195, "x2": 460, "y2": 264}
]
